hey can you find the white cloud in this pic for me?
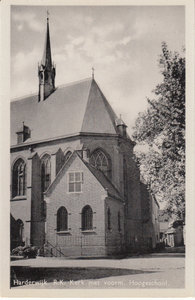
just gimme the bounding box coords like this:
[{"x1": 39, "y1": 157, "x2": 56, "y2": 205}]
[
  {"x1": 85, "y1": 16, "x2": 93, "y2": 25},
  {"x1": 67, "y1": 35, "x2": 85, "y2": 46},
  {"x1": 12, "y1": 48, "x2": 41, "y2": 75},
  {"x1": 61, "y1": 28, "x2": 133, "y2": 68},
  {"x1": 17, "y1": 23, "x2": 23, "y2": 31},
  {"x1": 92, "y1": 22, "x2": 124, "y2": 38},
  {"x1": 11, "y1": 47, "x2": 42, "y2": 98},
  {"x1": 51, "y1": 12, "x2": 94, "y2": 34},
  {"x1": 120, "y1": 36, "x2": 132, "y2": 45},
  {"x1": 12, "y1": 12, "x2": 44, "y2": 32}
]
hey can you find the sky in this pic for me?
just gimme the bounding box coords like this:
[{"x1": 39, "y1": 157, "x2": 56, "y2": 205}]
[{"x1": 11, "y1": 5, "x2": 185, "y2": 136}]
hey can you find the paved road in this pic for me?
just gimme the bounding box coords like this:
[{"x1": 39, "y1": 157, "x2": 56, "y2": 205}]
[{"x1": 11, "y1": 253, "x2": 185, "y2": 289}]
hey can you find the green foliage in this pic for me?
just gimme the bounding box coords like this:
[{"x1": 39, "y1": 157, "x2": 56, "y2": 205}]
[{"x1": 133, "y1": 42, "x2": 185, "y2": 220}]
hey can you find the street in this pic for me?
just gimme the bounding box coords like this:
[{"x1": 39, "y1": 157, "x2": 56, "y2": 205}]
[{"x1": 11, "y1": 252, "x2": 185, "y2": 289}]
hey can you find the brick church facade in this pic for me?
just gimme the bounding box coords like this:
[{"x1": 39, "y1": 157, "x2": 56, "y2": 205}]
[{"x1": 10, "y1": 16, "x2": 159, "y2": 256}]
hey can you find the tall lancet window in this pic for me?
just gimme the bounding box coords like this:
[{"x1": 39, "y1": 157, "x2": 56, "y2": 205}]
[
  {"x1": 82, "y1": 205, "x2": 93, "y2": 231},
  {"x1": 57, "y1": 207, "x2": 68, "y2": 232},
  {"x1": 118, "y1": 211, "x2": 121, "y2": 232},
  {"x1": 12, "y1": 159, "x2": 26, "y2": 198},
  {"x1": 107, "y1": 208, "x2": 111, "y2": 230},
  {"x1": 90, "y1": 149, "x2": 111, "y2": 178},
  {"x1": 41, "y1": 154, "x2": 51, "y2": 193}
]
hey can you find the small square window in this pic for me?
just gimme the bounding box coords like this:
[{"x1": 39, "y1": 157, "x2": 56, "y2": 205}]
[{"x1": 68, "y1": 172, "x2": 83, "y2": 193}]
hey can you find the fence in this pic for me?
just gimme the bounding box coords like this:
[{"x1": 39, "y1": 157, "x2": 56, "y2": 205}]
[{"x1": 46, "y1": 234, "x2": 124, "y2": 257}]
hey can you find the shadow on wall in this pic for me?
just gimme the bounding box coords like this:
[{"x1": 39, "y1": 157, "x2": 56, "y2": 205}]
[{"x1": 11, "y1": 266, "x2": 156, "y2": 287}]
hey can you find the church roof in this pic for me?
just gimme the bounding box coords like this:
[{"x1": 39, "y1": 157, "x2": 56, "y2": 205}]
[{"x1": 11, "y1": 78, "x2": 122, "y2": 146}]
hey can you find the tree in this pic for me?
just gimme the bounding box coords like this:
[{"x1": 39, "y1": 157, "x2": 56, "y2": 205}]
[{"x1": 132, "y1": 42, "x2": 185, "y2": 220}]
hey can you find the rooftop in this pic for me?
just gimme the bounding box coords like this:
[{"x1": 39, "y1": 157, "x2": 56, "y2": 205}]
[{"x1": 11, "y1": 78, "x2": 125, "y2": 146}]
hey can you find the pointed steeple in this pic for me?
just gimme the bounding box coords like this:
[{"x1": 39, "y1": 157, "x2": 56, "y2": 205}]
[
  {"x1": 42, "y1": 13, "x2": 52, "y2": 68},
  {"x1": 115, "y1": 115, "x2": 127, "y2": 137},
  {"x1": 38, "y1": 12, "x2": 56, "y2": 102}
]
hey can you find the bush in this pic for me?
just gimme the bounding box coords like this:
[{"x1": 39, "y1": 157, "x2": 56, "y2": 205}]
[
  {"x1": 23, "y1": 246, "x2": 38, "y2": 258},
  {"x1": 11, "y1": 245, "x2": 38, "y2": 258},
  {"x1": 11, "y1": 246, "x2": 25, "y2": 256}
]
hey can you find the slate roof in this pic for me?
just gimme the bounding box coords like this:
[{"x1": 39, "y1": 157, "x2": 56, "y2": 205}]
[{"x1": 11, "y1": 78, "x2": 121, "y2": 146}]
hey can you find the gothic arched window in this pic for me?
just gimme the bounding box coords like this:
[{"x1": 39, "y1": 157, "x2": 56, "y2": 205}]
[
  {"x1": 12, "y1": 159, "x2": 26, "y2": 198},
  {"x1": 64, "y1": 151, "x2": 72, "y2": 163},
  {"x1": 90, "y1": 149, "x2": 111, "y2": 178},
  {"x1": 41, "y1": 154, "x2": 51, "y2": 193},
  {"x1": 118, "y1": 211, "x2": 121, "y2": 232},
  {"x1": 57, "y1": 207, "x2": 68, "y2": 232},
  {"x1": 82, "y1": 205, "x2": 93, "y2": 230},
  {"x1": 107, "y1": 208, "x2": 111, "y2": 230},
  {"x1": 123, "y1": 156, "x2": 128, "y2": 198}
]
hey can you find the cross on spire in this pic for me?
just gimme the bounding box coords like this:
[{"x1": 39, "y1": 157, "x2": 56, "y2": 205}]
[
  {"x1": 92, "y1": 67, "x2": 94, "y2": 79},
  {"x1": 47, "y1": 9, "x2": 49, "y2": 21}
]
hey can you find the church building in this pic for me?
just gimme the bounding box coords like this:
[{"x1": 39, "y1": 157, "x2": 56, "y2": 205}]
[{"x1": 10, "y1": 16, "x2": 159, "y2": 256}]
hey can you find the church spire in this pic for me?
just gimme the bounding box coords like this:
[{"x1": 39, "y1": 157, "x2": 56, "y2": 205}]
[
  {"x1": 38, "y1": 11, "x2": 56, "y2": 102},
  {"x1": 42, "y1": 11, "x2": 52, "y2": 68}
]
